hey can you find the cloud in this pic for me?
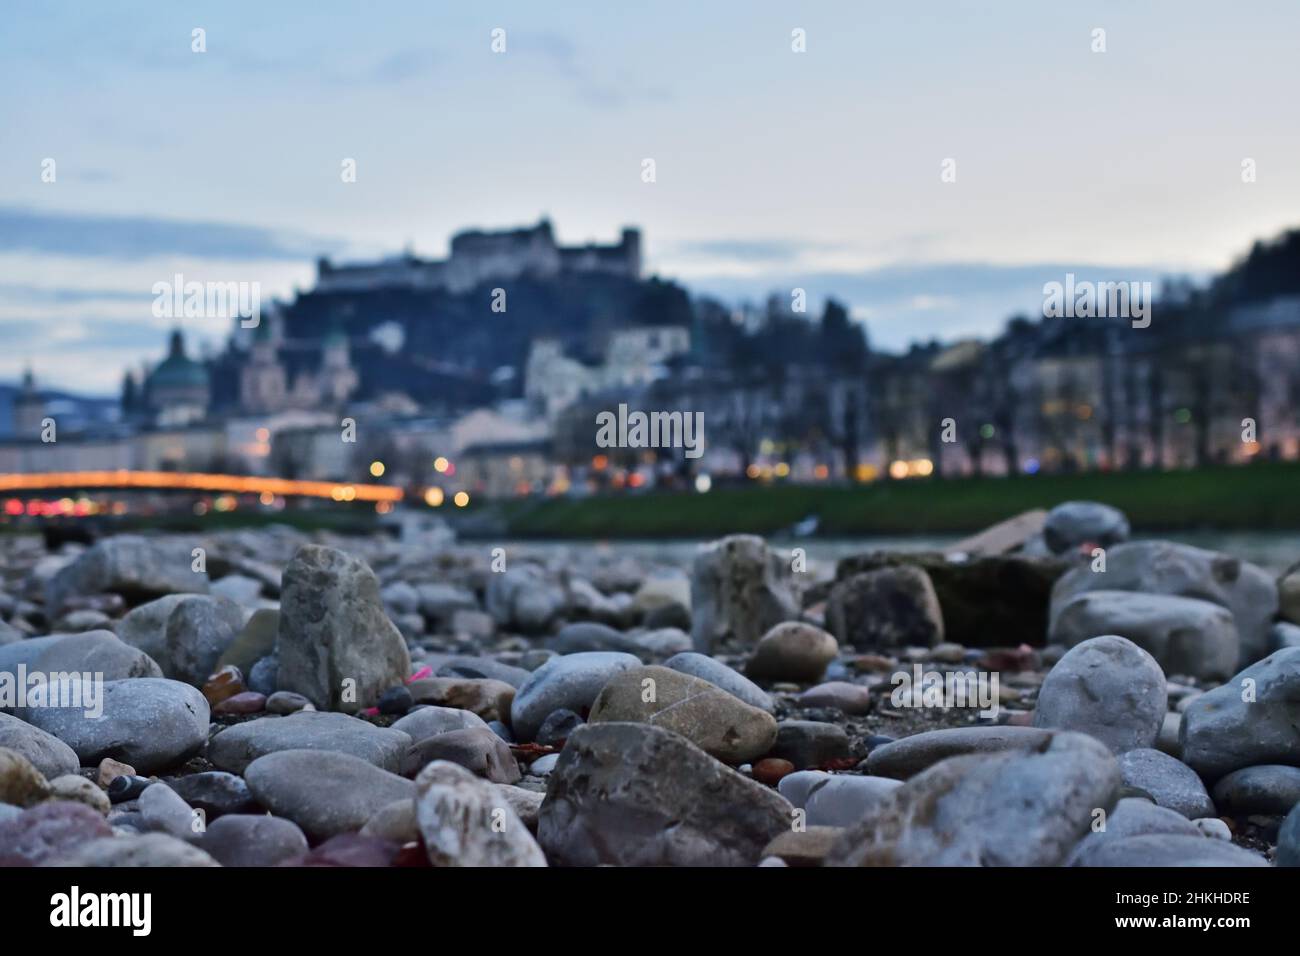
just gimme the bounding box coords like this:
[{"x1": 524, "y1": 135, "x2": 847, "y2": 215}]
[
  {"x1": 665, "y1": 238, "x2": 849, "y2": 264},
  {"x1": 522, "y1": 32, "x2": 672, "y2": 109},
  {"x1": 0, "y1": 207, "x2": 340, "y2": 262}
]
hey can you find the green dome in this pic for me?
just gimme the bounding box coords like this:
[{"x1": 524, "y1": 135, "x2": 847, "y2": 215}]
[{"x1": 150, "y1": 330, "x2": 209, "y2": 388}]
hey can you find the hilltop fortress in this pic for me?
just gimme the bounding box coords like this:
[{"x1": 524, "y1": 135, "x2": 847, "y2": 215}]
[{"x1": 315, "y1": 218, "x2": 642, "y2": 294}]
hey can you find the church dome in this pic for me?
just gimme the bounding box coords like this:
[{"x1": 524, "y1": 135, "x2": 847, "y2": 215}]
[{"x1": 149, "y1": 330, "x2": 209, "y2": 389}]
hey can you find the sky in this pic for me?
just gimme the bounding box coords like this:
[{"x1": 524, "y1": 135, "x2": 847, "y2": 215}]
[{"x1": 3, "y1": 0, "x2": 1299, "y2": 393}]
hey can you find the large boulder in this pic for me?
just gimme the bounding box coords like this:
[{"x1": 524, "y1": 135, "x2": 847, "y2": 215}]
[
  {"x1": 537, "y1": 722, "x2": 794, "y2": 866},
  {"x1": 46, "y1": 535, "x2": 208, "y2": 615},
  {"x1": 690, "y1": 535, "x2": 799, "y2": 652},
  {"x1": 1033, "y1": 635, "x2": 1166, "y2": 753},
  {"x1": 827, "y1": 731, "x2": 1120, "y2": 866},
  {"x1": 1180, "y1": 648, "x2": 1300, "y2": 779},
  {"x1": 1049, "y1": 590, "x2": 1238, "y2": 681},
  {"x1": 588, "y1": 665, "x2": 777, "y2": 764},
  {"x1": 835, "y1": 551, "x2": 1069, "y2": 648},
  {"x1": 1049, "y1": 540, "x2": 1278, "y2": 667},
  {"x1": 277, "y1": 545, "x2": 411, "y2": 713},
  {"x1": 825, "y1": 566, "x2": 944, "y2": 651}
]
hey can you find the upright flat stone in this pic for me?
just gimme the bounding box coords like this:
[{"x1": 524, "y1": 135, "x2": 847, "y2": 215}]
[
  {"x1": 277, "y1": 544, "x2": 411, "y2": 713},
  {"x1": 690, "y1": 535, "x2": 799, "y2": 652}
]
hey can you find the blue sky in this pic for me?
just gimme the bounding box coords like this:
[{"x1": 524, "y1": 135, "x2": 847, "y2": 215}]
[{"x1": 3, "y1": 0, "x2": 1299, "y2": 392}]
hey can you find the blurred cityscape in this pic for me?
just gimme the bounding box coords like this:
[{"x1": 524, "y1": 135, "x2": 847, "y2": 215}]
[{"x1": 5, "y1": 217, "x2": 1300, "y2": 521}]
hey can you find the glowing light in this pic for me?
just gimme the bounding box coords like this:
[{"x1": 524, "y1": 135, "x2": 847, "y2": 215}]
[
  {"x1": 434, "y1": 457, "x2": 449, "y2": 473},
  {"x1": 746, "y1": 464, "x2": 761, "y2": 479},
  {"x1": 980, "y1": 424, "x2": 995, "y2": 439},
  {"x1": 855, "y1": 463, "x2": 878, "y2": 482},
  {"x1": 1175, "y1": 408, "x2": 1192, "y2": 424},
  {"x1": 591, "y1": 455, "x2": 608, "y2": 471},
  {"x1": 913, "y1": 458, "x2": 934, "y2": 477},
  {"x1": 628, "y1": 473, "x2": 645, "y2": 488},
  {"x1": 694, "y1": 474, "x2": 712, "y2": 493},
  {"x1": 260, "y1": 491, "x2": 275, "y2": 505},
  {"x1": 0, "y1": 470, "x2": 402, "y2": 502},
  {"x1": 889, "y1": 460, "x2": 909, "y2": 480},
  {"x1": 4, "y1": 499, "x2": 22, "y2": 516},
  {"x1": 375, "y1": 501, "x2": 392, "y2": 514},
  {"x1": 814, "y1": 464, "x2": 829, "y2": 480},
  {"x1": 453, "y1": 491, "x2": 470, "y2": 508},
  {"x1": 1024, "y1": 458, "x2": 1041, "y2": 474},
  {"x1": 774, "y1": 462, "x2": 790, "y2": 478},
  {"x1": 369, "y1": 460, "x2": 386, "y2": 478},
  {"x1": 424, "y1": 487, "x2": 445, "y2": 507},
  {"x1": 1076, "y1": 404, "x2": 1093, "y2": 420},
  {"x1": 255, "y1": 428, "x2": 270, "y2": 442}
]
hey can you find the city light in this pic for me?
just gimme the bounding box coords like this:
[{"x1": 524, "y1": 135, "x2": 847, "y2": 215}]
[
  {"x1": 433, "y1": 457, "x2": 449, "y2": 473},
  {"x1": 453, "y1": 491, "x2": 470, "y2": 507},
  {"x1": 0, "y1": 470, "x2": 403, "y2": 502},
  {"x1": 694, "y1": 474, "x2": 712, "y2": 493},
  {"x1": 369, "y1": 460, "x2": 385, "y2": 478},
  {"x1": 889, "y1": 460, "x2": 909, "y2": 479},
  {"x1": 424, "y1": 487, "x2": 444, "y2": 507}
]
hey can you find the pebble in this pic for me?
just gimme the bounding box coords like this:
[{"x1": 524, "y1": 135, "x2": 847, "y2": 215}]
[
  {"x1": 406, "y1": 677, "x2": 515, "y2": 722},
  {"x1": 745, "y1": 622, "x2": 839, "y2": 683},
  {"x1": 48, "y1": 775, "x2": 111, "y2": 814},
  {"x1": 265, "y1": 691, "x2": 313, "y2": 715},
  {"x1": 804, "y1": 775, "x2": 902, "y2": 826},
  {"x1": 1278, "y1": 803, "x2": 1300, "y2": 867},
  {"x1": 1116, "y1": 748, "x2": 1216, "y2": 819},
  {"x1": 1066, "y1": 797, "x2": 1202, "y2": 866},
  {"x1": 107, "y1": 775, "x2": 152, "y2": 804},
  {"x1": 213, "y1": 691, "x2": 267, "y2": 715},
  {"x1": 1194, "y1": 817, "x2": 1232, "y2": 841},
  {"x1": 752, "y1": 758, "x2": 795, "y2": 787},
  {"x1": 663, "y1": 651, "x2": 775, "y2": 712},
  {"x1": 0, "y1": 712, "x2": 80, "y2": 780},
  {"x1": 139, "y1": 781, "x2": 199, "y2": 838},
  {"x1": 0, "y1": 746, "x2": 51, "y2": 807},
  {"x1": 534, "y1": 708, "x2": 583, "y2": 747},
  {"x1": 243, "y1": 749, "x2": 415, "y2": 841},
  {"x1": 378, "y1": 685, "x2": 415, "y2": 715},
  {"x1": 361, "y1": 798, "x2": 419, "y2": 842},
  {"x1": 17, "y1": 677, "x2": 210, "y2": 774},
  {"x1": 202, "y1": 665, "x2": 246, "y2": 706},
  {"x1": 1210, "y1": 764, "x2": 1300, "y2": 817},
  {"x1": 42, "y1": 832, "x2": 221, "y2": 867},
  {"x1": 828, "y1": 732, "x2": 1120, "y2": 867},
  {"x1": 509, "y1": 651, "x2": 641, "y2": 741},
  {"x1": 167, "y1": 771, "x2": 256, "y2": 817},
  {"x1": 390, "y1": 705, "x2": 489, "y2": 743},
  {"x1": 1033, "y1": 635, "x2": 1166, "y2": 753},
  {"x1": 208, "y1": 710, "x2": 412, "y2": 774},
  {"x1": 0, "y1": 801, "x2": 113, "y2": 865},
  {"x1": 526, "y1": 753, "x2": 560, "y2": 775},
  {"x1": 865, "y1": 726, "x2": 1054, "y2": 778},
  {"x1": 795, "y1": 681, "x2": 873, "y2": 715},
  {"x1": 537, "y1": 722, "x2": 793, "y2": 866},
  {"x1": 769, "y1": 720, "x2": 850, "y2": 769},
  {"x1": 1050, "y1": 590, "x2": 1238, "y2": 681},
  {"x1": 1074, "y1": 834, "x2": 1268, "y2": 867},
  {"x1": 587, "y1": 664, "x2": 777, "y2": 764},
  {"x1": 826, "y1": 566, "x2": 944, "y2": 651},
  {"x1": 95, "y1": 758, "x2": 136, "y2": 790},
  {"x1": 413, "y1": 761, "x2": 546, "y2": 866},
  {"x1": 200, "y1": 814, "x2": 309, "y2": 867},
  {"x1": 1181, "y1": 647, "x2": 1300, "y2": 778},
  {"x1": 400, "y1": 727, "x2": 521, "y2": 783}
]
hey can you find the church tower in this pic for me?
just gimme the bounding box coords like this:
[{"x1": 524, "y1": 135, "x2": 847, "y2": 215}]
[{"x1": 13, "y1": 366, "x2": 45, "y2": 437}]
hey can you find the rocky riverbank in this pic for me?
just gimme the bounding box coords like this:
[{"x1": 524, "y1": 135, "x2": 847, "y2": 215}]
[{"x1": 1, "y1": 502, "x2": 1298, "y2": 867}]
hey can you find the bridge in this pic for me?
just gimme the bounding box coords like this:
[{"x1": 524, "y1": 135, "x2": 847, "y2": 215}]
[{"x1": 0, "y1": 470, "x2": 405, "y2": 503}]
